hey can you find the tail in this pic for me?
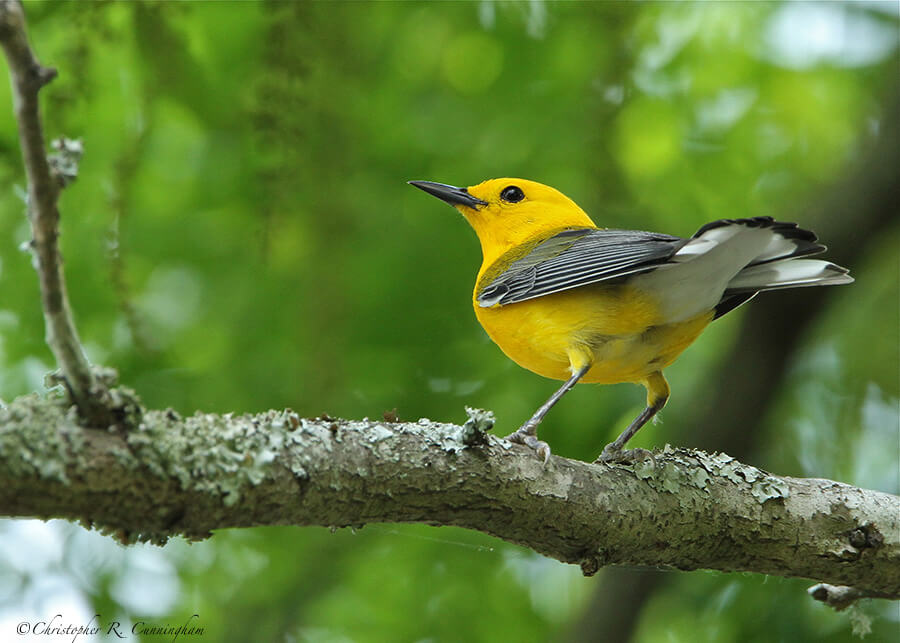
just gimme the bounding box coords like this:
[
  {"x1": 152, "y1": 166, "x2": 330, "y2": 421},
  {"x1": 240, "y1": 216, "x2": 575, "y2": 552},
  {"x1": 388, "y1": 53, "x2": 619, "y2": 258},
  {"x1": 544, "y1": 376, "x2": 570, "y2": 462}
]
[
  {"x1": 634, "y1": 216, "x2": 853, "y2": 322},
  {"x1": 691, "y1": 217, "x2": 853, "y2": 319}
]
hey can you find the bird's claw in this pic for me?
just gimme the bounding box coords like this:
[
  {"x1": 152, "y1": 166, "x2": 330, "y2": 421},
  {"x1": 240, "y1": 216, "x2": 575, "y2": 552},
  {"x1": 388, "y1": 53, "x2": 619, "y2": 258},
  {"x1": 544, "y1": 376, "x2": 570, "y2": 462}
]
[
  {"x1": 596, "y1": 445, "x2": 655, "y2": 466},
  {"x1": 505, "y1": 427, "x2": 552, "y2": 465}
]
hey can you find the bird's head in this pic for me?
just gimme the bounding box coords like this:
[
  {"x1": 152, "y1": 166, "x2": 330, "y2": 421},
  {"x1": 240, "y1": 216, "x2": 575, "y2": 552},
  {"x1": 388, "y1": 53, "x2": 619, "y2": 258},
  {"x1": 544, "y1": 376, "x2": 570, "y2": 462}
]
[{"x1": 409, "y1": 178, "x2": 596, "y2": 263}]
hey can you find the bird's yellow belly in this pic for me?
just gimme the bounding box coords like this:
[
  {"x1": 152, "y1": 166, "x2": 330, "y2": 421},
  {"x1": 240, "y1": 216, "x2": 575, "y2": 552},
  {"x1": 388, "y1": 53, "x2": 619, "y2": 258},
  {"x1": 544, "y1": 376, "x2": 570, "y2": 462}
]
[{"x1": 473, "y1": 283, "x2": 713, "y2": 384}]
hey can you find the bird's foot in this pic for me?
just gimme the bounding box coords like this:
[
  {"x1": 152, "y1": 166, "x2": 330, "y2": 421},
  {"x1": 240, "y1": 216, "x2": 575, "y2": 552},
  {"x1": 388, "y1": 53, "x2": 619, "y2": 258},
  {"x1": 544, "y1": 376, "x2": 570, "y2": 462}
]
[
  {"x1": 505, "y1": 426, "x2": 552, "y2": 465},
  {"x1": 596, "y1": 445, "x2": 656, "y2": 466}
]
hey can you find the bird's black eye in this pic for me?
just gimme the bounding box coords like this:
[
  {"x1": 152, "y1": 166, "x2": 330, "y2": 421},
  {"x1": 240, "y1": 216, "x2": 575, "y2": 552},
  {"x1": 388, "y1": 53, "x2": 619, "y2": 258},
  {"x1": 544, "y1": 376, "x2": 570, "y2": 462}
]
[{"x1": 500, "y1": 185, "x2": 525, "y2": 203}]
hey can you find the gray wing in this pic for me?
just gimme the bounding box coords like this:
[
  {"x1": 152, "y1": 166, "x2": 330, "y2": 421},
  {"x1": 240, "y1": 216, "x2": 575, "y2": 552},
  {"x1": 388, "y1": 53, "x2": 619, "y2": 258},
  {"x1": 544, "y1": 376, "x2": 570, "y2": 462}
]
[{"x1": 476, "y1": 228, "x2": 686, "y2": 307}]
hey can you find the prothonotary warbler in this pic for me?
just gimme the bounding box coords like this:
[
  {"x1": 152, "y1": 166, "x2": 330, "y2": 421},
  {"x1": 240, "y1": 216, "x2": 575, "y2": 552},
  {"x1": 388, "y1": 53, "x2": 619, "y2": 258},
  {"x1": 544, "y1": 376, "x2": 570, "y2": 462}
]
[{"x1": 409, "y1": 178, "x2": 853, "y2": 464}]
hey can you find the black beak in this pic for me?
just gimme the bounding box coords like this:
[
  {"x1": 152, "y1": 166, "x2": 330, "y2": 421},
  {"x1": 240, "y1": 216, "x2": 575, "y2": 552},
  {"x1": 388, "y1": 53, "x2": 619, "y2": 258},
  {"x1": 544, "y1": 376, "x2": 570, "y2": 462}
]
[{"x1": 408, "y1": 180, "x2": 488, "y2": 209}]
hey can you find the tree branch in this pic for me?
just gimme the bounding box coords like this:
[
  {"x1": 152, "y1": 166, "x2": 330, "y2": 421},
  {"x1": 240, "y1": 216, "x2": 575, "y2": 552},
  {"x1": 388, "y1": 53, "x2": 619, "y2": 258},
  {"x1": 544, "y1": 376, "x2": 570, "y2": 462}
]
[
  {"x1": 1, "y1": 394, "x2": 897, "y2": 600},
  {"x1": 0, "y1": 0, "x2": 113, "y2": 425}
]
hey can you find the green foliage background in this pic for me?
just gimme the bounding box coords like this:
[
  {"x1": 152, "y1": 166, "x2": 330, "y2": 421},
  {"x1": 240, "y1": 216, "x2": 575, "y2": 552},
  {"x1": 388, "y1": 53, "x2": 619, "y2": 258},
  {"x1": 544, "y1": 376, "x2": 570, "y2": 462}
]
[{"x1": 0, "y1": 2, "x2": 898, "y2": 641}]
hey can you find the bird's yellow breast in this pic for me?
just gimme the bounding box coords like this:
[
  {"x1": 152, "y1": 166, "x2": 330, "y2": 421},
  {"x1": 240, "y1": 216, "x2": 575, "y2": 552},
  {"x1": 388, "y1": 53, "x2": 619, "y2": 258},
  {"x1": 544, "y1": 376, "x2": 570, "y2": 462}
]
[{"x1": 473, "y1": 282, "x2": 713, "y2": 384}]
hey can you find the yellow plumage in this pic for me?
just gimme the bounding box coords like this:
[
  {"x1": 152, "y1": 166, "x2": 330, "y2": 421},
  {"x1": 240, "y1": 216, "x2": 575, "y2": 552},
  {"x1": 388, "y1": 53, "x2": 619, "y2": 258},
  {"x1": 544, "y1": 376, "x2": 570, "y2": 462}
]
[{"x1": 475, "y1": 280, "x2": 711, "y2": 385}]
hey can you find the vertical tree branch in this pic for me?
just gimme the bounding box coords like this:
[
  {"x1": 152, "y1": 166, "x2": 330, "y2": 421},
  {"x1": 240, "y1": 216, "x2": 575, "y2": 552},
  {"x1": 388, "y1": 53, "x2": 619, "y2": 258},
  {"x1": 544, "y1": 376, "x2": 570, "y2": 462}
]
[{"x1": 0, "y1": 0, "x2": 112, "y2": 424}]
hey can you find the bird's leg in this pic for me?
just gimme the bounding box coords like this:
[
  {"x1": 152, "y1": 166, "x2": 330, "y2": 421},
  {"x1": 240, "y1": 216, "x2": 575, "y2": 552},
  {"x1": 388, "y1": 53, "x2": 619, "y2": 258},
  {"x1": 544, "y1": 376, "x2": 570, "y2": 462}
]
[
  {"x1": 598, "y1": 371, "x2": 669, "y2": 464},
  {"x1": 506, "y1": 363, "x2": 591, "y2": 464}
]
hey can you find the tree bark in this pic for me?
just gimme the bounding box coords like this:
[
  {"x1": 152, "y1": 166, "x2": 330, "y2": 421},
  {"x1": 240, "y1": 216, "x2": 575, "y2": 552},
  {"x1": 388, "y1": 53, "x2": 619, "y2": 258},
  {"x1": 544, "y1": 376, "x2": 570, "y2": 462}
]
[{"x1": 1, "y1": 394, "x2": 897, "y2": 599}]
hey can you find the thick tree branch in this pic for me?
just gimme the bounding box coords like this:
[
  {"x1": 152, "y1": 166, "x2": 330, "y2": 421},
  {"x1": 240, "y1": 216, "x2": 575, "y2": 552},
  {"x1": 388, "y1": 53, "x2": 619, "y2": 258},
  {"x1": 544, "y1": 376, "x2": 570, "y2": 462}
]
[
  {"x1": 0, "y1": 0, "x2": 113, "y2": 425},
  {"x1": 1, "y1": 394, "x2": 897, "y2": 600}
]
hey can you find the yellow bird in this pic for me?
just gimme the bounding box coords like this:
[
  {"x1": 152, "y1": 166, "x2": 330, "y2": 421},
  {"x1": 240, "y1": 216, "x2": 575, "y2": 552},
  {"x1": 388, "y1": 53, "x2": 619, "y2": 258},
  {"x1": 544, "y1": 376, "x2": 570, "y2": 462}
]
[{"x1": 409, "y1": 178, "x2": 852, "y2": 463}]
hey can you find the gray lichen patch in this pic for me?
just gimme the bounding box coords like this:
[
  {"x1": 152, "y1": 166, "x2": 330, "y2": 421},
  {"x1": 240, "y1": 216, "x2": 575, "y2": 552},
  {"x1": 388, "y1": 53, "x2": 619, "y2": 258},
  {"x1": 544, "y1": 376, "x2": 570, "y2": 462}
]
[
  {"x1": 342, "y1": 415, "x2": 488, "y2": 456},
  {"x1": 685, "y1": 449, "x2": 790, "y2": 504},
  {"x1": 749, "y1": 477, "x2": 791, "y2": 503},
  {"x1": 631, "y1": 448, "x2": 712, "y2": 495},
  {"x1": 638, "y1": 459, "x2": 711, "y2": 494},
  {"x1": 366, "y1": 424, "x2": 394, "y2": 443},
  {"x1": 128, "y1": 408, "x2": 312, "y2": 506},
  {"x1": 632, "y1": 448, "x2": 790, "y2": 504},
  {"x1": 461, "y1": 406, "x2": 494, "y2": 446},
  {"x1": 0, "y1": 393, "x2": 85, "y2": 482}
]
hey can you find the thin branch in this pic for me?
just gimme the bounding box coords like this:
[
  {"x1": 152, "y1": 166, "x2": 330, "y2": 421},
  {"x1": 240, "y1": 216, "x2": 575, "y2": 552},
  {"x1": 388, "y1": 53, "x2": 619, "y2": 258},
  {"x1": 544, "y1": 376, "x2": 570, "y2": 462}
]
[
  {"x1": 0, "y1": 0, "x2": 112, "y2": 425},
  {"x1": 1, "y1": 394, "x2": 897, "y2": 601}
]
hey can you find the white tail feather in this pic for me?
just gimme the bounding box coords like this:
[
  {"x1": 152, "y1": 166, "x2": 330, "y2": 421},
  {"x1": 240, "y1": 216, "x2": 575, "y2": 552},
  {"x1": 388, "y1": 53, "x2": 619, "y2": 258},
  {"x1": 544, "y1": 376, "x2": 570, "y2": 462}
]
[
  {"x1": 752, "y1": 234, "x2": 812, "y2": 264},
  {"x1": 727, "y1": 259, "x2": 853, "y2": 293}
]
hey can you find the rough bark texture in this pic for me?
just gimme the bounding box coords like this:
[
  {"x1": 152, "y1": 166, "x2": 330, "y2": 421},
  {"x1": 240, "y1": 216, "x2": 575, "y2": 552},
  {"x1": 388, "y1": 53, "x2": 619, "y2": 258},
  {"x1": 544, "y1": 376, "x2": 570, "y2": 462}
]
[{"x1": 1, "y1": 393, "x2": 897, "y2": 598}]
